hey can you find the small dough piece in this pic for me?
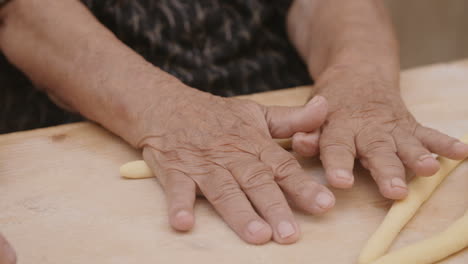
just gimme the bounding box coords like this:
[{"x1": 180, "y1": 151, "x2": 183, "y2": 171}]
[
  {"x1": 358, "y1": 134, "x2": 468, "y2": 264},
  {"x1": 371, "y1": 210, "x2": 468, "y2": 264},
  {"x1": 119, "y1": 138, "x2": 292, "y2": 179},
  {"x1": 120, "y1": 160, "x2": 153, "y2": 179}
]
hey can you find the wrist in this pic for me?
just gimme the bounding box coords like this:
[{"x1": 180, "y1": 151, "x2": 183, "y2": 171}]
[
  {"x1": 318, "y1": 40, "x2": 400, "y2": 83},
  {"x1": 313, "y1": 62, "x2": 403, "y2": 113},
  {"x1": 73, "y1": 52, "x2": 189, "y2": 145},
  {"x1": 37, "y1": 30, "x2": 190, "y2": 144},
  {"x1": 317, "y1": 61, "x2": 400, "y2": 92}
]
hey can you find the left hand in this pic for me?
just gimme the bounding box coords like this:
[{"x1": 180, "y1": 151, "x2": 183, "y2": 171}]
[{"x1": 294, "y1": 66, "x2": 468, "y2": 199}]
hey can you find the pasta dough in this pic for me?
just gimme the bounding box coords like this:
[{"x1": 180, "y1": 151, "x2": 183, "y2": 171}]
[
  {"x1": 359, "y1": 134, "x2": 468, "y2": 264},
  {"x1": 121, "y1": 134, "x2": 468, "y2": 264},
  {"x1": 120, "y1": 160, "x2": 153, "y2": 179},
  {"x1": 119, "y1": 138, "x2": 292, "y2": 179},
  {"x1": 371, "y1": 210, "x2": 468, "y2": 264}
]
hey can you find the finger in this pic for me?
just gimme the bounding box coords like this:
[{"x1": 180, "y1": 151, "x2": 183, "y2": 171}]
[
  {"x1": 193, "y1": 168, "x2": 272, "y2": 245},
  {"x1": 319, "y1": 125, "x2": 356, "y2": 188},
  {"x1": 227, "y1": 157, "x2": 300, "y2": 244},
  {"x1": 393, "y1": 128, "x2": 439, "y2": 176},
  {"x1": 143, "y1": 148, "x2": 198, "y2": 231},
  {"x1": 415, "y1": 126, "x2": 468, "y2": 160},
  {"x1": 0, "y1": 234, "x2": 16, "y2": 264},
  {"x1": 292, "y1": 130, "x2": 320, "y2": 157},
  {"x1": 356, "y1": 131, "x2": 407, "y2": 200},
  {"x1": 163, "y1": 170, "x2": 197, "y2": 231},
  {"x1": 142, "y1": 149, "x2": 197, "y2": 232},
  {"x1": 261, "y1": 143, "x2": 335, "y2": 215},
  {"x1": 264, "y1": 95, "x2": 328, "y2": 138}
]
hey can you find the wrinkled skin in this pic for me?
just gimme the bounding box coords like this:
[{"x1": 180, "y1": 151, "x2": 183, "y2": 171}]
[
  {"x1": 136, "y1": 86, "x2": 335, "y2": 245},
  {"x1": 294, "y1": 67, "x2": 468, "y2": 200},
  {"x1": 133, "y1": 69, "x2": 468, "y2": 245},
  {"x1": 0, "y1": 234, "x2": 16, "y2": 264}
]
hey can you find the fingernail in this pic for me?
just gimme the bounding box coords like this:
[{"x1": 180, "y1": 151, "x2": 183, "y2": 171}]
[
  {"x1": 277, "y1": 221, "x2": 296, "y2": 239},
  {"x1": 315, "y1": 192, "x2": 335, "y2": 209},
  {"x1": 309, "y1": 96, "x2": 323, "y2": 106},
  {"x1": 333, "y1": 169, "x2": 353, "y2": 182},
  {"x1": 418, "y1": 154, "x2": 435, "y2": 162},
  {"x1": 175, "y1": 210, "x2": 190, "y2": 220},
  {"x1": 247, "y1": 220, "x2": 266, "y2": 236},
  {"x1": 391, "y1": 178, "x2": 406, "y2": 189}
]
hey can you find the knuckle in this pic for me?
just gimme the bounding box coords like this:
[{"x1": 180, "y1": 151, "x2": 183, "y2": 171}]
[
  {"x1": 369, "y1": 160, "x2": 404, "y2": 178},
  {"x1": 263, "y1": 200, "x2": 287, "y2": 217},
  {"x1": 275, "y1": 157, "x2": 300, "y2": 180},
  {"x1": 362, "y1": 140, "x2": 393, "y2": 154},
  {"x1": 205, "y1": 179, "x2": 242, "y2": 205},
  {"x1": 238, "y1": 165, "x2": 274, "y2": 190},
  {"x1": 320, "y1": 140, "x2": 356, "y2": 156},
  {"x1": 320, "y1": 126, "x2": 356, "y2": 155},
  {"x1": 356, "y1": 131, "x2": 395, "y2": 156}
]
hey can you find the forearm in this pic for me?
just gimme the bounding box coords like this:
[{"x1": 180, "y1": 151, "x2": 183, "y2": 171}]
[
  {"x1": 287, "y1": 0, "x2": 399, "y2": 85},
  {"x1": 0, "y1": 0, "x2": 183, "y2": 143}
]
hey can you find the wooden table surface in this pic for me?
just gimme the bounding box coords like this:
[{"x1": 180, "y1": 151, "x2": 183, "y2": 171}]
[{"x1": 1, "y1": 59, "x2": 468, "y2": 263}]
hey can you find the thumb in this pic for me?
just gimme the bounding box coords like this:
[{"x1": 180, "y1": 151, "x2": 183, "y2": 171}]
[{"x1": 264, "y1": 95, "x2": 328, "y2": 138}]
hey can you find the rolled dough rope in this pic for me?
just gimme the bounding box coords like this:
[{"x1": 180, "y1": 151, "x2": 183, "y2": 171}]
[
  {"x1": 371, "y1": 210, "x2": 468, "y2": 264},
  {"x1": 358, "y1": 134, "x2": 468, "y2": 264},
  {"x1": 119, "y1": 138, "x2": 292, "y2": 179}
]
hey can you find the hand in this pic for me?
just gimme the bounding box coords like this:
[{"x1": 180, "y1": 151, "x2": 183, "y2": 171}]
[
  {"x1": 310, "y1": 66, "x2": 468, "y2": 199},
  {"x1": 131, "y1": 84, "x2": 335, "y2": 244},
  {"x1": 0, "y1": 233, "x2": 16, "y2": 264}
]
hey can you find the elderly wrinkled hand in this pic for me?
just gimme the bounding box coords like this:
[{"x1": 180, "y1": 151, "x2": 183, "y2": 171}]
[
  {"x1": 308, "y1": 67, "x2": 468, "y2": 200},
  {"x1": 133, "y1": 85, "x2": 334, "y2": 245}
]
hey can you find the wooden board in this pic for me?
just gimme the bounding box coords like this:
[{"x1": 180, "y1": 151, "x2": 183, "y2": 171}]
[{"x1": 1, "y1": 59, "x2": 468, "y2": 263}]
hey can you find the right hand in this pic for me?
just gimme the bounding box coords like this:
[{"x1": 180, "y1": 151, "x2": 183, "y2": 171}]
[
  {"x1": 127, "y1": 83, "x2": 335, "y2": 245},
  {"x1": 0, "y1": 233, "x2": 16, "y2": 264}
]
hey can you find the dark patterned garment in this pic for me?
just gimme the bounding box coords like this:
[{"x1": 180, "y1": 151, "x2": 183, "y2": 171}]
[{"x1": 0, "y1": 0, "x2": 312, "y2": 133}]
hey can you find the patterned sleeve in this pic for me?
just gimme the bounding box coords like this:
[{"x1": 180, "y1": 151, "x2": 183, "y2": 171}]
[
  {"x1": 273, "y1": 0, "x2": 295, "y2": 10},
  {"x1": 0, "y1": 0, "x2": 12, "y2": 9}
]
